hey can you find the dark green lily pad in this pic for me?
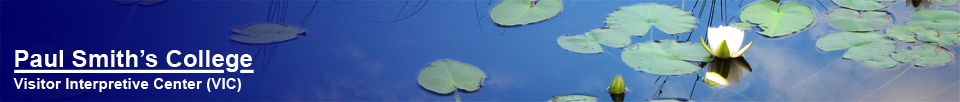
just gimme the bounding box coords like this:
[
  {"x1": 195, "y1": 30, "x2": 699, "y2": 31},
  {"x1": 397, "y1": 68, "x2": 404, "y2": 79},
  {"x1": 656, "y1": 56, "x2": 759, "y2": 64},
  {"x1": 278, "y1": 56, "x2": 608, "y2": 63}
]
[
  {"x1": 815, "y1": 32, "x2": 896, "y2": 60},
  {"x1": 907, "y1": 10, "x2": 960, "y2": 33},
  {"x1": 885, "y1": 25, "x2": 923, "y2": 42},
  {"x1": 917, "y1": 29, "x2": 960, "y2": 46},
  {"x1": 826, "y1": 8, "x2": 892, "y2": 31},
  {"x1": 891, "y1": 44, "x2": 955, "y2": 67},
  {"x1": 864, "y1": 56, "x2": 898, "y2": 68},
  {"x1": 621, "y1": 40, "x2": 713, "y2": 75},
  {"x1": 606, "y1": 4, "x2": 697, "y2": 36},
  {"x1": 740, "y1": 0, "x2": 815, "y2": 37},
  {"x1": 230, "y1": 23, "x2": 307, "y2": 44},
  {"x1": 831, "y1": 0, "x2": 894, "y2": 10}
]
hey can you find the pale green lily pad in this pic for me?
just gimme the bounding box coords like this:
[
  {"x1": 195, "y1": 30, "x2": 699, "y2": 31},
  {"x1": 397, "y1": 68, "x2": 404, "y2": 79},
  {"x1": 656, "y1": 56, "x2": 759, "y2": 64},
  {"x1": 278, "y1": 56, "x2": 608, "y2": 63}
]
[
  {"x1": 917, "y1": 29, "x2": 960, "y2": 46},
  {"x1": 891, "y1": 44, "x2": 955, "y2": 67},
  {"x1": 740, "y1": 1, "x2": 815, "y2": 37},
  {"x1": 826, "y1": 8, "x2": 892, "y2": 31},
  {"x1": 586, "y1": 29, "x2": 631, "y2": 48},
  {"x1": 490, "y1": 0, "x2": 563, "y2": 26},
  {"x1": 418, "y1": 59, "x2": 486, "y2": 94},
  {"x1": 885, "y1": 25, "x2": 923, "y2": 42},
  {"x1": 815, "y1": 32, "x2": 896, "y2": 60},
  {"x1": 907, "y1": 10, "x2": 960, "y2": 33},
  {"x1": 557, "y1": 29, "x2": 631, "y2": 54},
  {"x1": 831, "y1": 0, "x2": 894, "y2": 10},
  {"x1": 929, "y1": 0, "x2": 959, "y2": 6},
  {"x1": 732, "y1": 22, "x2": 753, "y2": 31},
  {"x1": 606, "y1": 4, "x2": 697, "y2": 36},
  {"x1": 622, "y1": 40, "x2": 714, "y2": 75},
  {"x1": 557, "y1": 35, "x2": 603, "y2": 54},
  {"x1": 548, "y1": 95, "x2": 597, "y2": 102},
  {"x1": 230, "y1": 23, "x2": 307, "y2": 44},
  {"x1": 864, "y1": 56, "x2": 898, "y2": 68}
]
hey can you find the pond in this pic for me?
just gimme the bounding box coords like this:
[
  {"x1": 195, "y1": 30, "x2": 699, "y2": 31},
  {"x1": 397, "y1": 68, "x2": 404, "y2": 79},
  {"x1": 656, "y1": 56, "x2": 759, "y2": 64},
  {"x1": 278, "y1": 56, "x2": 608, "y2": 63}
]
[{"x1": 1, "y1": 0, "x2": 958, "y2": 101}]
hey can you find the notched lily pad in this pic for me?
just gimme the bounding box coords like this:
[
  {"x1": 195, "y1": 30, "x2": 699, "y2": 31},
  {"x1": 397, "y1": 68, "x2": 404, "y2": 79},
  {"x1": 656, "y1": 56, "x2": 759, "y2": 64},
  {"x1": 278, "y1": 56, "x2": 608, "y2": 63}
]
[
  {"x1": 621, "y1": 40, "x2": 714, "y2": 75},
  {"x1": 490, "y1": 0, "x2": 563, "y2": 26},
  {"x1": 557, "y1": 29, "x2": 631, "y2": 54},
  {"x1": 907, "y1": 10, "x2": 960, "y2": 33},
  {"x1": 891, "y1": 44, "x2": 955, "y2": 67},
  {"x1": 917, "y1": 29, "x2": 960, "y2": 46},
  {"x1": 815, "y1": 32, "x2": 896, "y2": 60},
  {"x1": 740, "y1": 0, "x2": 815, "y2": 37},
  {"x1": 230, "y1": 23, "x2": 307, "y2": 44},
  {"x1": 826, "y1": 8, "x2": 892, "y2": 31},
  {"x1": 606, "y1": 3, "x2": 697, "y2": 36},
  {"x1": 548, "y1": 95, "x2": 597, "y2": 102},
  {"x1": 831, "y1": 0, "x2": 894, "y2": 10},
  {"x1": 885, "y1": 25, "x2": 923, "y2": 42}
]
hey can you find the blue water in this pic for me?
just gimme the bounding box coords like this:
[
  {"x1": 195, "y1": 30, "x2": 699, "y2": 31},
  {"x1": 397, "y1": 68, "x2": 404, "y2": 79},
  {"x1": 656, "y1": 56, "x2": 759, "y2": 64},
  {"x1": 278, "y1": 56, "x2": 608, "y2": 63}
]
[{"x1": 2, "y1": 0, "x2": 958, "y2": 101}]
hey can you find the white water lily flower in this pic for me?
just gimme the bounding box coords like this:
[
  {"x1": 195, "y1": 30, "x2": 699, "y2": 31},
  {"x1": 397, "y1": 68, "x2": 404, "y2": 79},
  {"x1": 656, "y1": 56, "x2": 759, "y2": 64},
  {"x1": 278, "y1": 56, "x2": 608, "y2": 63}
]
[{"x1": 701, "y1": 25, "x2": 753, "y2": 58}]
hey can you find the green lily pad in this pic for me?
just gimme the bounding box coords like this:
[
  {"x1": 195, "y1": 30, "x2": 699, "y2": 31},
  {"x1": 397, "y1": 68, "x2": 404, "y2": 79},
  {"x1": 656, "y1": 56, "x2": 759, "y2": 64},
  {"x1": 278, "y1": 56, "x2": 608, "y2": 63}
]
[
  {"x1": 891, "y1": 44, "x2": 955, "y2": 67},
  {"x1": 490, "y1": 0, "x2": 563, "y2": 26},
  {"x1": 606, "y1": 4, "x2": 697, "y2": 36},
  {"x1": 740, "y1": 0, "x2": 815, "y2": 37},
  {"x1": 815, "y1": 32, "x2": 896, "y2": 60},
  {"x1": 885, "y1": 25, "x2": 923, "y2": 42},
  {"x1": 732, "y1": 22, "x2": 753, "y2": 31},
  {"x1": 417, "y1": 59, "x2": 486, "y2": 94},
  {"x1": 929, "y1": 0, "x2": 959, "y2": 6},
  {"x1": 548, "y1": 95, "x2": 597, "y2": 102},
  {"x1": 557, "y1": 29, "x2": 631, "y2": 54},
  {"x1": 864, "y1": 56, "x2": 898, "y2": 68},
  {"x1": 917, "y1": 29, "x2": 960, "y2": 46},
  {"x1": 831, "y1": 0, "x2": 894, "y2": 10},
  {"x1": 230, "y1": 23, "x2": 307, "y2": 44},
  {"x1": 557, "y1": 35, "x2": 603, "y2": 54},
  {"x1": 585, "y1": 29, "x2": 631, "y2": 48},
  {"x1": 826, "y1": 8, "x2": 892, "y2": 31},
  {"x1": 621, "y1": 40, "x2": 714, "y2": 75},
  {"x1": 907, "y1": 10, "x2": 960, "y2": 33}
]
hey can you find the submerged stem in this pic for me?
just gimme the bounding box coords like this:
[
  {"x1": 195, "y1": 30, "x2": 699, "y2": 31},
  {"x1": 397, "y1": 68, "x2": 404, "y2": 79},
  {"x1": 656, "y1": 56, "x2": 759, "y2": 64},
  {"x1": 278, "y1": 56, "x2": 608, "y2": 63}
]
[
  {"x1": 455, "y1": 90, "x2": 461, "y2": 102},
  {"x1": 858, "y1": 66, "x2": 912, "y2": 101}
]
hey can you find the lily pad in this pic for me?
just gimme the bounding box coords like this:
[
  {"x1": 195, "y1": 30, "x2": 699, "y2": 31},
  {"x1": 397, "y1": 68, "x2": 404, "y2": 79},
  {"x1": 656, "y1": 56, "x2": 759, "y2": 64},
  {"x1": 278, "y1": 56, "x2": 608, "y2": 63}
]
[
  {"x1": 815, "y1": 32, "x2": 896, "y2": 60},
  {"x1": 831, "y1": 0, "x2": 894, "y2": 10},
  {"x1": 907, "y1": 10, "x2": 960, "y2": 33},
  {"x1": 606, "y1": 4, "x2": 697, "y2": 36},
  {"x1": 885, "y1": 25, "x2": 923, "y2": 42},
  {"x1": 732, "y1": 22, "x2": 753, "y2": 31},
  {"x1": 917, "y1": 29, "x2": 960, "y2": 46},
  {"x1": 621, "y1": 40, "x2": 714, "y2": 75},
  {"x1": 417, "y1": 59, "x2": 486, "y2": 94},
  {"x1": 929, "y1": 0, "x2": 959, "y2": 6},
  {"x1": 864, "y1": 56, "x2": 898, "y2": 68},
  {"x1": 826, "y1": 8, "x2": 892, "y2": 31},
  {"x1": 557, "y1": 29, "x2": 631, "y2": 54},
  {"x1": 230, "y1": 23, "x2": 307, "y2": 44},
  {"x1": 585, "y1": 29, "x2": 631, "y2": 48},
  {"x1": 891, "y1": 44, "x2": 955, "y2": 67},
  {"x1": 740, "y1": 0, "x2": 815, "y2": 37},
  {"x1": 490, "y1": 0, "x2": 563, "y2": 26},
  {"x1": 548, "y1": 95, "x2": 597, "y2": 102}
]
